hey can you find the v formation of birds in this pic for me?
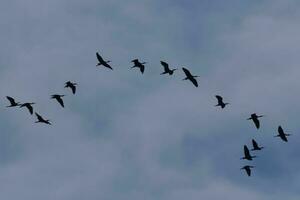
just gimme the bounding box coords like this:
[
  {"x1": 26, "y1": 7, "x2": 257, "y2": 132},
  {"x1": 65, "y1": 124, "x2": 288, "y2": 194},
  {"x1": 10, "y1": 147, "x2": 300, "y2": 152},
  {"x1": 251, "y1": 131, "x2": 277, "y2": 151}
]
[{"x1": 5, "y1": 52, "x2": 292, "y2": 177}]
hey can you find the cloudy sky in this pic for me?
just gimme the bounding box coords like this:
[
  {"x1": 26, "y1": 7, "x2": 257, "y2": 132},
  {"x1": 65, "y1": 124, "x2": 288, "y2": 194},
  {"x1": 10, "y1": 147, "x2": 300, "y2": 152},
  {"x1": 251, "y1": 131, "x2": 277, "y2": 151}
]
[{"x1": 1, "y1": 0, "x2": 300, "y2": 199}]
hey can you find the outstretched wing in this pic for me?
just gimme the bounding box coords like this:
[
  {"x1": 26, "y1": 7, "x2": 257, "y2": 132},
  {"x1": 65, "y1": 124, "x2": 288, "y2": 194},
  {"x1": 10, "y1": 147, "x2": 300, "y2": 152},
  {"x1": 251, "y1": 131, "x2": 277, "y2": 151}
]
[
  {"x1": 252, "y1": 139, "x2": 259, "y2": 149},
  {"x1": 27, "y1": 104, "x2": 33, "y2": 115},
  {"x1": 160, "y1": 61, "x2": 169, "y2": 72},
  {"x1": 56, "y1": 97, "x2": 64, "y2": 108},
  {"x1": 182, "y1": 67, "x2": 193, "y2": 77},
  {"x1": 70, "y1": 85, "x2": 76, "y2": 94},
  {"x1": 103, "y1": 62, "x2": 113, "y2": 70},
  {"x1": 244, "y1": 145, "x2": 251, "y2": 158},
  {"x1": 189, "y1": 77, "x2": 198, "y2": 87},
  {"x1": 35, "y1": 112, "x2": 43, "y2": 121},
  {"x1": 140, "y1": 65, "x2": 145, "y2": 74},
  {"x1": 6, "y1": 96, "x2": 15, "y2": 104},
  {"x1": 215, "y1": 95, "x2": 223, "y2": 103},
  {"x1": 245, "y1": 167, "x2": 251, "y2": 176},
  {"x1": 96, "y1": 52, "x2": 104, "y2": 63},
  {"x1": 253, "y1": 118, "x2": 260, "y2": 129}
]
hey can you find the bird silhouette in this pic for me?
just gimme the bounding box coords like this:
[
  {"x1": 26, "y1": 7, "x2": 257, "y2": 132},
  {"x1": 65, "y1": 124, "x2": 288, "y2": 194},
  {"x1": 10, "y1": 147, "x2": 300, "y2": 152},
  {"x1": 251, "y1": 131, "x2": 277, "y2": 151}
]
[
  {"x1": 241, "y1": 145, "x2": 256, "y2": 160},
  {"x1": 65, "y1": 81, "x2": 77, "y2": 94},
  {"x1": 6, "y1": 96, "x2": 21, "y2": 107},
  {"x1": 241, "y1": 165, "x2": 254, "y2": 176},
  {"x1": 20, "y1": 102, "x2": 35, "y2": 115},
  {"x1": 182, "y1": 67, "x2": 199, "y2": 87},
  {"x1": 131, "y1": 59, "x2": 146, "y2": 74},
  {"x1": 275, "y1": 126, "x2": 291, "y2": 142},
  {"x1": 215, "y1": 95, "x2": 229, "y2": 109},
  {"x1": 51, "y1": 94, "x2": 65, "y2": 108},
  {"x1": 96, "y1": 52, "x2": 113, "y2": 70},
  {"x1": 35, "y1": 112, "x2": 51, "y2": 125},
  {"x1": 160, "y1": 61, "x2": 177, "y2": 75},
  {"x1": 251, "y1": 139, "x2": 264, "y2": 151},
  {"x1": 247, "y1": 113, "x2": 264, "y2": 129}
]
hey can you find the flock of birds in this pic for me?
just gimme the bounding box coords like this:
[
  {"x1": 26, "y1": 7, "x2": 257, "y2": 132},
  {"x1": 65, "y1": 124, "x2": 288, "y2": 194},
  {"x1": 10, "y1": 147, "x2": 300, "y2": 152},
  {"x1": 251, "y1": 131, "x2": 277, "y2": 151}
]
[{"x1": 5, "y1": 52, "x2": 292, "y2": 177}]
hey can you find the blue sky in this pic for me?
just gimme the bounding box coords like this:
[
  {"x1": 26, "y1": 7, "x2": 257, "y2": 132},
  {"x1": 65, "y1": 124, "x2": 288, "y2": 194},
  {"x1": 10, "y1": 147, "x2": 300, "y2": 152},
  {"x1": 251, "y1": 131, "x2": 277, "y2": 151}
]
[{"x1": 0, "y1": 0, "x2": 300, "y2": 199}]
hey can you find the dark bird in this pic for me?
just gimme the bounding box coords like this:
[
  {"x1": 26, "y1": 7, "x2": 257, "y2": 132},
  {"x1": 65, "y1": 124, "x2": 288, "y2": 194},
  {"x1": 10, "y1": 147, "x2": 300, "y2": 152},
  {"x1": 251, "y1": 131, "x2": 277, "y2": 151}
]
[
  {"x1": 160, "y1": 61, "x2": 177, "y2": 75},
  {"x1": 182, "y1": 67, "x2": 199, "y2": 87},
  {"x1": 35, "y1": 112, "x2": 51, "y2": 125},
  {"x1": 131, "y1": 59, "x2": 146, "y2": 74},
  {"x1": 247, "y1": 113, "x2": 264, "y2": 129},
  {"x1": 241, "y1": 145, "x2": 256, "y2": 161},
  {"x1": 251, "y1": 139, "x2": 264, "y2": 151},
  {"x1": 51, "y1": 94, "x2": 65, "y2": 108},
  {"x1": 215, "y1": 95, "x2": 229, "y2": 109},
  {"x1": 275, "y1": 126, "x2": 291, "y2": 142},
  {"x1": 20, "y1": 102, "x2": 35, "y2": 115},
  {"x1": 65, "y1": 81, "x2": 77, "y2": 94},
  {"x1": 96, "y1": 52, "x2": 113, "y2": 70},
  {"x1": 241, "y1": 165, "x2": 254, "y2": 177},
  {"x1": 6, "y1": 96, "x2": 21, "y2": 107}
]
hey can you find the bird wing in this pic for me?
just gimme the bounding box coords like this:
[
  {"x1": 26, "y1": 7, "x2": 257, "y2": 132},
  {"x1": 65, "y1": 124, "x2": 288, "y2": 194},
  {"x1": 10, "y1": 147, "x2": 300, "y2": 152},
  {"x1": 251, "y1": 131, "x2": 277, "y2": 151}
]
[
  {"x1": 27, "y1": 104, "x2": 33, "y2": 115},
  {"x1": 70, "y1": 85, "x2": 76, "y2": 94},
  {"x1": 246, "y1": 167, "x2": 251, "y2": 176},
  {"x1": 96, "y1": 52, "x2": 104, "y2": 62},
  {"x1": 35, "y1": 112, "x2": 43, "y2": 121},
  {"x1": 253, "y1": 118, "x2": 260, "y2": 129},
  {"x1": 244, "y1": 145, "x2": 251, "y2": 158},
  {"x1": 160, "y1": 61, "x2": 169, "y2": 71},
  {"x1": 140, "y1": 65, "x2": 145, "y2": 73},
  {"x1": 215, "y1": 95, "x2": 223, "y2": 103},
  {"x1": 103, "y1": 62, "x2": 113, "y2": 70},
  {"x1": 6, "y1": 96, "x2": 15, "y2": 104},
  {"x1": 56, "y1": 97, "x2": 64, "y2": 108},
  {"x1": 252, "y1": 139, "x2": 259, "y2": 149},
  {"x1": 182, "y1": 67, "x2": 193, "y2": 77},
  {"x1": 189, "y1": 77, "x2": 198, "y2": 87},
  {"x1": 278, "y1": 126, "x2": 284, "y2": 135}
]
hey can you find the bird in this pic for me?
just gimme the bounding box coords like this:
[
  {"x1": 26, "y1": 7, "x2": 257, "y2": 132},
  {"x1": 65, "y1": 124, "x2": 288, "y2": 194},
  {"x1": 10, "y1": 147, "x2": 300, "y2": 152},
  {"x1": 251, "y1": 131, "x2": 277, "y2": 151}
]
[
  {"x1": 19, "y1": 102, "x2": 35, "y2": 115},
  {"x1": 241, "y1": 165, "x2": 254, "y2": 177},
  {"x1": 251, "y1": 139, "x2": 264, "y2": 151},
  {"x1": 51, "y1": 94, "x2": 65, "y2": 108},
  {"x1": 241, "y1": 145, "x2": 256, "y2": 161},
  {"x1": 275, "y1": 126, "x2": 291, "y2": 142},
  {"x1": 6, "y1": 96, "x2": 21, "y2": 107},
  {"x1": 247, "y1": 113, "x2": 264, "y2": 129},
  {"x1": 160, "y1": 61, "x2": 177, "y2": 75},
  {"x1": 65, "y1": 81, "x2": 77, "y2": 94},
  {"x1": 131, "y1": 59, "x2": 146, "y2": 74},
  {"x1": 35, "y1": 112, "x2": 51, "y2": 125},
  {"x1": 96, "y1": 52, "x2": 113, "y2": 70},
  {"x1": 215, "y1": 95, "x2": 229, "y2": 109},
  {"x1": 182, "y1": 67, "x2": 199, "y2": 87}
]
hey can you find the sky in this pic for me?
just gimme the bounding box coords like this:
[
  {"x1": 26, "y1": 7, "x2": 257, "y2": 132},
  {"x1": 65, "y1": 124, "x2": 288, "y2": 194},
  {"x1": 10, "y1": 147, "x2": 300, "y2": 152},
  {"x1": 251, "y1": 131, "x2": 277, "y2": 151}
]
[{"x1": 0, "y1": 0, "x2": 300, "y2": 199}]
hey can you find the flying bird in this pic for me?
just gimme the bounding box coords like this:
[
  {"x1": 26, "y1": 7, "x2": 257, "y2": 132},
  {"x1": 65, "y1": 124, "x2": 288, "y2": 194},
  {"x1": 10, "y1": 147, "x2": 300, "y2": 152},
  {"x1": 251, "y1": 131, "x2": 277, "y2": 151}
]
[
  {"x1": 275, "y1": 126, "x2": 291, "y2": 142},
  {"x1": 96, "y1": 52, "x2": 113, "y2": 70},
  {"x1": 35, "y1": 112, "x2": 51, "y2": 125},
  {"x1": 182, "y1": 67, "x2": 199, "y2": 87},
  {"x1": 251, "y1": 139, "x2": 264, "y2": 151},
  {"x1": 20, "y1": 102, "x2": 35, "y2": 115},
  {"x1": 131, "y1": 59, "x2": 146, "y2": 74},
  {"x1": 241, "y1": 165, "x2": 254, "y2": 177},
  {"x1": 215, "y1": 95, "x2": 229, "y2": 109},
  {"x1": 6, "y1": 96, "x2": 21, "y2": 107},
  {"x1": 160, "y1": 61, "x2": 177, "y2": 75},
  {"x1": 241, "y1": 145, "x2": 256, "y2": 161},
  {"x1": 51, "y1": 94, "x2": 65, "y2": 108},
  {"x1": 65, "y1": 81, "x2": 77, "y2": 94},
  {"x1": 247, "y1": 113, "x2": 264, "y2": 129}
]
